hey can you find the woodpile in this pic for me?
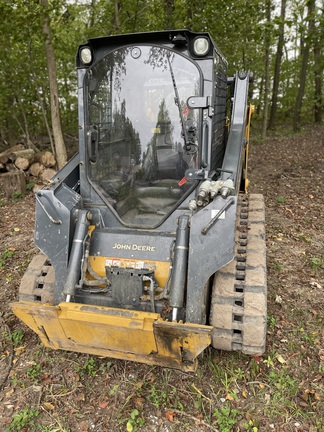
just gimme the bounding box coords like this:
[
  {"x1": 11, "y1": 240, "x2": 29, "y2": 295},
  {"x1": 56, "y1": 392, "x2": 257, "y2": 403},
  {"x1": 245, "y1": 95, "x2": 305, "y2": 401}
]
[{"x1": 0, "y1": 145, "x2": 57, "y2": 198}]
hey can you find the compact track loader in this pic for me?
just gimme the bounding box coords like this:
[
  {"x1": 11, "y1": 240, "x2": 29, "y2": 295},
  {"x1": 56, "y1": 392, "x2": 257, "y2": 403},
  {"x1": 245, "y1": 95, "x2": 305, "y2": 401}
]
[{"x1": 12, "y1": 30, "x2": 267, "y2": 372}]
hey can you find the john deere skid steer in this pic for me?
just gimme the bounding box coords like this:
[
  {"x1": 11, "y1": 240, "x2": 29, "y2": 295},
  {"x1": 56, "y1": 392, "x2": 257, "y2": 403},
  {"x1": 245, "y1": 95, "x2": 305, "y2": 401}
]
[{"x1": 11, "y1": 30, "x2": 267, "y2": 372}]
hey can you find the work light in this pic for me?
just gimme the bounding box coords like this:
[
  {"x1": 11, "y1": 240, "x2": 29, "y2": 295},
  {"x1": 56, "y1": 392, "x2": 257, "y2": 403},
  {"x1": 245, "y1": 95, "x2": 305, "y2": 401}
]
[
  {"x1": 193, "y1": 37, "x2": 209, "y2": 56},
  {"x1": 80, "y1": 47, "x2": 92, "y2": 65}
]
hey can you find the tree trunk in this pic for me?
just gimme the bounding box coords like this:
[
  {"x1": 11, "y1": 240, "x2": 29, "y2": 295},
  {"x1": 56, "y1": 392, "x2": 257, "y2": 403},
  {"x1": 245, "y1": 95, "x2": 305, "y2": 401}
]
[
  {"x1": 36, "y1": 150, "x2": 56, "y2": 168},
  {"x1": 28, "y1": 38, "x2": 55, "y2": 155},
  {"x1": 0, "y1": 145, "x2": 25, "y2": 164},
  {"x1": 164, "y1": 0, "x2": 175, "y2": 30},
  {"x1": 1, "y1": 171, "x2": 26, "y2": 198},
  {"x1": 256, "y1": 76, "x2": 264, "y2": 116},
  {"x1": 40, "y1": 0, "x2": 67, "y2": 169},
  {"x1": 313, "y1": 24, "x2": 322, "y2": 123},
  {"x1": 15, "y1": 155, "x2": 34, "y2": 171},
  {"x1": 262, "y1": 0, "x2": 271, "y2": 140},
  {"x1": 293, "y1": 0, "x2": 315, "y2": 132},
  {"x1": 114, "y1": 0, "x2": 121, "y2": 32},
  {"x1": 88, "y1": 0, "x2": 97, "y2": 29},
  {"x1": 268, "y1": 0, "x2": 286, "y2": 129},
  {"x1": 9, "y1": 149, "x2": 35, "y2": 162},
  {"x1": 30, "y1": 162, "x2": 46, "y2": 177}
]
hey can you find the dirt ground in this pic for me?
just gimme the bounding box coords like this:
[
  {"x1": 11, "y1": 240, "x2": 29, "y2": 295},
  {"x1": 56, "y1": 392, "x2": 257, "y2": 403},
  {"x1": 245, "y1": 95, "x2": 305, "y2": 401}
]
[{"x1": 0, "y1": 125, "x2": 323, "y2": 432}]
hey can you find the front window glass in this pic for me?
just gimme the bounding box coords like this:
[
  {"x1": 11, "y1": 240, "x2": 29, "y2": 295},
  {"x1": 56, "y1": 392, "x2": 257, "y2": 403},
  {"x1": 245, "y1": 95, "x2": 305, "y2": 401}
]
[{"x1": 85, "y1": 45, "x2": 200, "y2": 227}]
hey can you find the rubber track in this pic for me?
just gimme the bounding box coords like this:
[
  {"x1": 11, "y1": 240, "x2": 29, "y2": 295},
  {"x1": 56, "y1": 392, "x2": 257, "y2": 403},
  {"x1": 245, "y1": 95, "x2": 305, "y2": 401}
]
[
  {"x1": 19, "y1": 254, "x2": 55, "y2": 304},
  {"x1": 210, "y1": 194, "x2": 267, "y2": 355}
]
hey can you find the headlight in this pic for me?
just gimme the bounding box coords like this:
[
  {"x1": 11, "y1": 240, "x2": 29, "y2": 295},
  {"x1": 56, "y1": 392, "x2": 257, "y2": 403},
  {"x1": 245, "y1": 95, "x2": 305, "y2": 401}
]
[
  {"x1": 80, "y1": 47, "x2": 92, "y2": 65},
  {"x1": 193, "y1": 37, "x2": 210, "y2": 56}
]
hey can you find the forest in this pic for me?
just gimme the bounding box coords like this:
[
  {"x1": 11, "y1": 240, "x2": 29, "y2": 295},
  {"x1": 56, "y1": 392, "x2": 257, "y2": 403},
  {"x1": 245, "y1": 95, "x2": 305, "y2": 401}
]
[{"x1": 0, "y1": 0, "x2": 323, "y2": 166}]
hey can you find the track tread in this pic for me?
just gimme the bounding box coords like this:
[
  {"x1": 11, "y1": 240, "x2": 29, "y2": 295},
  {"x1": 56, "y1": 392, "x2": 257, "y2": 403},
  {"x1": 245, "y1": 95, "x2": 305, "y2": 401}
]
[
  {"x1": 19, "y1": 254, "x2": 55, "y2": 304},
  {"x1": 210, "y1": 194, "x2": 267, "y2": 355}
]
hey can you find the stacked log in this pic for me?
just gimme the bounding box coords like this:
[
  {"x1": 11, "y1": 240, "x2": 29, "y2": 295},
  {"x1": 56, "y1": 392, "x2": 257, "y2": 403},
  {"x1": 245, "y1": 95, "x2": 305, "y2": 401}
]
[{"x1": 0, "y1": 145, "x2": 57, "y2": 197}]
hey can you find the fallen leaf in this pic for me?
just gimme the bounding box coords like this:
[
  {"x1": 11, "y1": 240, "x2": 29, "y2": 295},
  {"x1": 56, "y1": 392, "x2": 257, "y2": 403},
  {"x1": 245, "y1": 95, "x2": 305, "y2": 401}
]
[
  {"x1": 242, "y1": 390, "x2": 248, "y2": 398},
  {"x1": 134, "y1": 397, "x2": 145, "y2": 411},
  {"x1": 5, "y1": 389, "x2": 14, "y2": 398},
  {"x1": 14, "y1": 345, "x2": 26, "y2": 356},
  {"x1": 13, "y1": 228, "x2": 20, "y2": 232},
  {"x1": 43, "y1": 402, "x2": 55, "y2": 411},
  {"x1": 225, "y1": 393, "x2": 234, "y2": 401},
  {"x1": 275, "y1": 295, "x2": 283, "y2": 304},
  {"x1": 245, "y1": 411, "x2": 251, "y2": 421},
  {"x1": 98, "y1": 401, "x2": 108, "y2": 409},
  {"x1": 275, "y1": 354, "x2": 286, "y2": 364},
  {"x1": 126, "y1": 421, "x2": 134, "y2": 432},
  {"x1": 165, "y1": 410, "x2": 174, "y2": 422}
]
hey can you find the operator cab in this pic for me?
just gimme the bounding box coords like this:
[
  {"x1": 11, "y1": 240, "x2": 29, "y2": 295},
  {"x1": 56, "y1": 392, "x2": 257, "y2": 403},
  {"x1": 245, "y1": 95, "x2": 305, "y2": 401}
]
[{"x1": 77, "y1": 31, "x2": 227, "y2": 228}]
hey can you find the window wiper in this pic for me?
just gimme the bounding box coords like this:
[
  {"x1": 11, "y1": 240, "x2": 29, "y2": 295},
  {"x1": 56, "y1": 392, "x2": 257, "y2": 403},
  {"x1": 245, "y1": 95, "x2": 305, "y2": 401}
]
[{"x1": 166, "y1": 54, "x2": 197, "y2": 154}]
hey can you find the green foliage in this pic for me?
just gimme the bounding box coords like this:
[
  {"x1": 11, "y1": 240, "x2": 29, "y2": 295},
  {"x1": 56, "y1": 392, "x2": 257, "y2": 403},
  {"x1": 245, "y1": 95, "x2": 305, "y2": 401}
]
[
  {"x1": 147, "y1": 382, "x2": 180, "y2": 409},
  {"x1": 26, "y1": 181, "x2": 35, "y2": 191},
  {"x1": 126, "y1": 409, "x2": 144, "y2": 431},
  {"x1": 310, "y1": 257, "x2": 324, "y2": 274},
  {"x1": 0, "y1": 0, "x2": 322, "y2": 147},
  {"x1": 12, "y1": 192, "x2": 24, "y2": 202},
  {"x1": 6, "y1": 407, "x2": 39, "y2": 432},
  {"x1": 243, "y1": 419, "x2": 259, "y2": 432},
  {"x1": 213, "y1": 403, "x2": 239, "y2": 432},
  {"x1": 8, "y1": 329, "x2": 24, "y2": 347},
  {"x1": 273, "y1": 262, "x2": 285, "y2": 271},
  {"x1": 27, "y1": 362, "x2": 42, "y2": 382},
  {"x1": 275, "y1": 196, "x2": 286, "y2": 203},
  {"x1": 0, "y1": 249, "x2": 15, "y2": 268},
  {"x1": 267, "y1": 315, "x2": 276, "y2": 329},
  {"x1": 76, "y1": 356, "x2": 98, "y2": 377},
  {"x1": 109, "y1": 384, "x2": 119, "y2": 396}
]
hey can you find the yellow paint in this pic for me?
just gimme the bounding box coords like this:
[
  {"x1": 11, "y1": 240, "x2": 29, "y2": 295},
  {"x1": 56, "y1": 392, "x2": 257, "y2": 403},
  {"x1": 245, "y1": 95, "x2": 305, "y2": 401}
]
[
  {"x1": 11, "y1": 301, "x2": 212, "y2": 372},
  {"x1": 244, "y1": 104, "x2": 254, "y2": 193},
  {"x1": 88, "y1": 225, "x2": 96, "y2": 235},
  {"x1": 89, "y1": 256, "x2": 170, "y2": 287}
]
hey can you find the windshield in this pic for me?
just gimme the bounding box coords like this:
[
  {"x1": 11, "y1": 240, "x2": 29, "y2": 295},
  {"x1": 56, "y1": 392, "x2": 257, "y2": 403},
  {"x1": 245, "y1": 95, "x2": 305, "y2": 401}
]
[{"x1": 85, "y1": 45, "x2": 200, "y2": 227}]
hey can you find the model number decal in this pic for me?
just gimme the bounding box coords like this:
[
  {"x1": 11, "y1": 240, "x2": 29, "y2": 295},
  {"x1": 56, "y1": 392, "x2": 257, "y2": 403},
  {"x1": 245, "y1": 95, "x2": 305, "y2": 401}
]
[{"x1": 112, "y1": 243, "x2": 156, "y2": 252}]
